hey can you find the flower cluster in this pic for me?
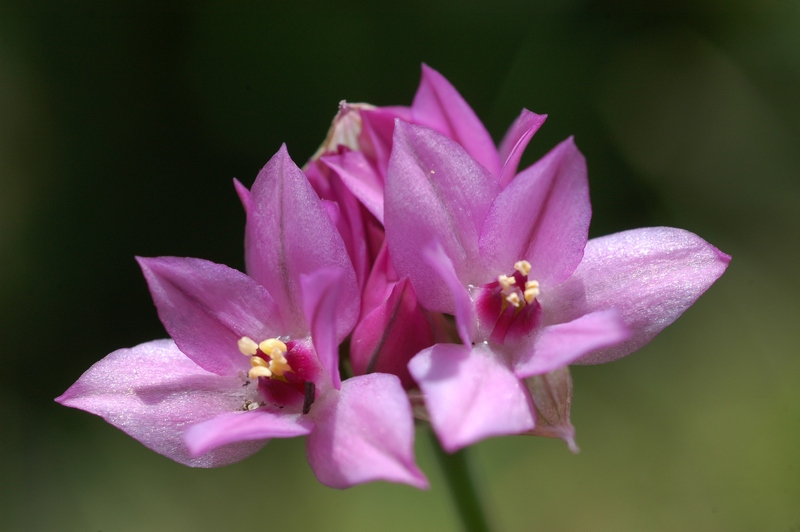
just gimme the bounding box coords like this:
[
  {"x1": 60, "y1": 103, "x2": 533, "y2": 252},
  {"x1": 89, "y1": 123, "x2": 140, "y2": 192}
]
[{"x1": 57, "y1": 65, "x2": 729, "y2": 489}]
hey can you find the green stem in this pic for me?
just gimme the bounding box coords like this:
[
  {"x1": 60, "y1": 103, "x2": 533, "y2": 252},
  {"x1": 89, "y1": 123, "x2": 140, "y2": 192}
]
[{"x1": 429, "y1": 430, "x2": 492, "y2": 531}]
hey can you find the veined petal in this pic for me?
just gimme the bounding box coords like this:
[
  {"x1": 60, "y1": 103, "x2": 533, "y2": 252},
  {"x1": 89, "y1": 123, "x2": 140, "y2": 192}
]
[
  {"x1": 547, "y1": 227, "x2": 731, "y2": 364},
  {"x1": 184, "y1": 409, "x2": 313, "y2": 458},
  {"x1": 481, "y1": 137, "x2": 590, "y2": 287},
  {"x1": 497, "y1": 109, "x2": 547, "y2": 187},
  {"x1": 306, "y1": 373, "x2": 428, "y2": 489},
  {"x1": 408, "y1": 344, "x2": 535, "y2": 452},
  {"x1": 360, "y1": 106, "x2": 410, "y2": 180},
  {"x1": 411, "y1": 64, "x2": 502, "y2": 177},
  {"x1": 138, "y1": 256, "x2": 280, "y2": 376},
  {"x1": 245, "y1": 145, "x2": 358, "y2": 335},
  {"x1": 55, "y1": 339, "x2": 266, "y2": 467},
  {"x1": 386, "y1": 121, "x2": 499, "y2": 310},
  {"x1": 300, "y1": 267, "x2": 357, "y2": 390},
  {"x1": 423, "y1": 242, "x2": 476, "y2": 345},
  {"x1": 323, "y1": 151, "x2": 385, "y2": 224},
  {"x1": 513, "y1": 309, "x2": 630, "y2": 377},
  {"x1": 350, "y1": 277, "x2": 434, "y2": 389},
  {"x1": 523, "y1": 367, "x2": 579, "y2": 453}
]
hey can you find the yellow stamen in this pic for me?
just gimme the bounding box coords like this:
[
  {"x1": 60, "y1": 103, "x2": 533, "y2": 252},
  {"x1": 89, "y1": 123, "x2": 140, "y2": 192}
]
[
  {"x1": 250, "y1": 356, "x2": 269, "y2": 368},
  {"x1": 514, "y1": 260, "x2": 532, "y2": 276},
  {"x1": 259, "y1": 338, "x2": 288, "y2": 358},
  {"x1": 506, "y1": 292, "x2": 521, "y2": 308},
  {"x1": 238, "y1": 336, "x2": 259, "y2": 356},
  {"x1": 249, "y1": 366, "x2": 273, "y2": 379},
  {"x1": 498, "y1": 274, "x2": 516, "y2": 291}
]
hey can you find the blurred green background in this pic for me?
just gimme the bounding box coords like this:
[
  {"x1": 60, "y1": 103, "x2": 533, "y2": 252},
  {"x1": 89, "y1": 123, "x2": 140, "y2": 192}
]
[{"x1": 1, "y1": 1, "x2": 798, "y2": 530}]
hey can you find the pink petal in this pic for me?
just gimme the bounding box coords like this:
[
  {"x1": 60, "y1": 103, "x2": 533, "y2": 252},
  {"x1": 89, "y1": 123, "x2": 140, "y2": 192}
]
[
  {"x1": 245, "y1": 145, "x2": 358, "y2": 336},
  {"x1": 55, "y1": 339, "x2": 266, "y2": 467},
  {"x1": 306, "y1": 373, "x2": 429, "y2": 489},
  {"x1": 184, "y1": 409, "x2": 313, "y2": 458},
  {"x1": 480, "y1": 137, "x2": 590, "y2": 287},
  {"x1": 385, "y1": 121, "x2": 499, "y2": 310},
  {"x1": 350, "y1": 277, "x2": 434, "y2": 389},
  {"x1": 523, "y1": 367, "x2": 579, "y2": 453},
  {"x1": 411, "y1": 64, "x2": 502, "y2": 177},
  {"x1": 513, "y1": 309, "x2": 631, "y2": 377},
  {"x1": 233, "y1": 178, "x2": 252, "y2": 215},
  {"x1": 423, "y1": 242, "x2": 476, "y2": 345},
  {"x1": 497, "y1": 109, "x2": 547, "y2": 187},
  {"x1": 547, "y1": 227, "x2": 731, "y2": 364},
  {"x1": 300, "y1": 267, "x2": 356, "y2": 390},
  {"x1": 408, "y1": 344, "x2": 535, "y2": 452},
  {"x1": 323, "y1": 150, "x2": 385, "y2": 223},
  {"x1": 138, "y1": 256, "x2": 281, "y2": 376},
  {"x1": 360, "y1": 106, "x2": 410, "y2": 180}
]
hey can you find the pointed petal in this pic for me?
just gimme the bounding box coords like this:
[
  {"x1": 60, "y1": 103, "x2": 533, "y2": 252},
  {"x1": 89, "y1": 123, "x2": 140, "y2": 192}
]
[
  {"x1": 233, "y1": 178, "x2": 252, "y2": 215},
  {"x1": 137, "y1": 256, "x2": 281, "y2": 376},
  {"x1": 56, "y1": 339, "x2": 266, "y2": 467},
  {"x1": 184, "y1": 409, "x2": 313, "y2": 458},
  {"x1": 360, "y1": 106, "x2": 409, "y2": 180},
  {"x1": 300, "y1": 267, "x2": 358, "y2": 390},
  {"x1": 497, "y1": 109, "x2": 547, "y2": 187},
  {"x1": 481, "y1": 137, "x2": 590, "y2": 287},
  {"x1": 245, "y1": 145, "x2": 358, "y2": 335},
  {"x1": 411, "y1": 64, "x2": 502, "y2": 176},
  {"x1": 547, "y1": 227, "x2": 731, "y2": 364},
  {"x1": 408, "y1": 344, "x2": 535, "y2": 452},
  {"x1": 386, "y1": 121, "x2": 499, "y2": 310},
  {"x1": 523, "y1": 367, "x2": 579, "y2": 453},
  {"x1": 350, "y1": 277, "x2": 434, "y2": 389},
  {"x1": 306, "y1": 373, "x2": 429, "y2": 489},
  {"x1": 513, "y1": 309, "x2": 630, "y2": 377},
  {"x1": 323, "y1": 151, "x2": 385, "y2": 223},
  {"x1": 423, "y1": 242, "x2": 476, "y2": 345}
]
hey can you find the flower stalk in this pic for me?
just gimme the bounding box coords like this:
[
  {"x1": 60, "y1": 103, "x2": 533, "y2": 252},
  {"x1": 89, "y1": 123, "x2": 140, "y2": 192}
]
[{"x1": 429, "y1": 429, "x2": 491, "y2": 532}]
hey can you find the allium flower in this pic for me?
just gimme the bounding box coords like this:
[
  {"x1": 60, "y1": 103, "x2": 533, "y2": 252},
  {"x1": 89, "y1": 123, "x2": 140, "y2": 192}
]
[
  {"x1": 385, "y1": 121, "x2": 730, "y2": 452},
  {"x1": 57, "y1": 146, "x2": 428, "y2": 489}
]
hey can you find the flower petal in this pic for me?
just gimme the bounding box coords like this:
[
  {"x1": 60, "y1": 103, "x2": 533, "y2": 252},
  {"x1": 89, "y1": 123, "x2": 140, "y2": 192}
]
[
  {"x1": 245, "y1": 145, "x2": 358, "y2": 335},
  {"x1": 350, "y1": 277, "x2": 434, "y2": 389},
  {"x1": 513, "y1": 309, "x2": 630, "y2": 377},
  {"x1": 55, "y1": 339, "x2": 266, "y2": 467},
  {"x1": 323, "y1": 151, "x2": 385, "y2": 223},
  {"x1": 408, "y1": 343, "x2": 535, "y2": 452},
  {"x1": 547, "y1": 227, "x2": 731, "y2": 364},
  {"x1": 480, "y1": 137, "x2": 590, "y2": 287},
  {"x1": 411, "y1": 64, "x2": 502, "y2": 177},
  {"x1": 300, "y1": 267, "x2": 358, "y2": 390},
  {"x1": 386, "y1": 121, "x2": 499, "y2": 310},
  {"x1": 497, "y1": 109, "x2": 547, "y2": 187},
  {"x1": 523, "y1": 367, "x2": 579, "y2": 453},
  {"x1": 138, "y1": 256, "x2": 281, "y2": 376},
  {"x1": 306, "y1": 373, "x2": 429, "y2": 489},
  {"x1": 423, "y1": 242, "x2": 476, "y2": 345},
  {"x1": 184, "y1": 409, "x2": 313, "y2": 458}
]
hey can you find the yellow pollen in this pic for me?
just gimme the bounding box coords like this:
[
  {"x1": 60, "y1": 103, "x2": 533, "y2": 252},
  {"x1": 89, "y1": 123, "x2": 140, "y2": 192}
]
[
  {"x1": 249, "y1": 366, "x2": 273, "y2": 379},
  {"x1": 523, "y1": 280, "x2": 540, "y2": 304},
  {"x1": 238, "y1": 336, "x2": 259, "y2": 356},
  {"x1": 250, "y1": 356, "x2": 269, "y2": 368},
  {"x1": 514, "y1": 260, "x2": 532, "y2": 276},
  {"x1": 498, "y1": 274, "x2": 516, "y2": 291},
  {"x1": 259, "y1": 338, "x2": 288, "y2": 358},
  {"x1": 506, "y1": 292, "x2": 522, "y2": 308}
]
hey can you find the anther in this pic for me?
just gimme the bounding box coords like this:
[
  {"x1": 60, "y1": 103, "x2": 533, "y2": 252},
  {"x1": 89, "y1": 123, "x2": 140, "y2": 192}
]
[
  {"x1": 259, "y1": 338, "x2": 288, "y2": 358},
  {"x1": 514, "y1": 260, "x2": 532, "y2": 276},
  {"x1": 248, "y1": 366, "x2": 273, "y2": 379},
  {"x1": 250, "y1": 356, "x2": 269, "y2": 368},
  {"x1": 524, "y1": 280, "x2": 540, "y2": 303},
  {"x1": 238, "y1": 336, "x2": 259, "y2": 356},
  {"x1": 498, "y1": 274, "x2": 516, "y2": 291},
  {"x1": 506, "y1": 292, "x2": 522, "y2": 308}
]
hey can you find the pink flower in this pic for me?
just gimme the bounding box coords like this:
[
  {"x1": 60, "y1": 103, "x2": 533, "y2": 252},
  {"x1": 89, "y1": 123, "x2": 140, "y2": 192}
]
[
  {"x1": 385, "y1": 121, "x2": 730, "y2": 452},
  {"x1": 56, "y1": 146, "x2": 428, "y2": 490}
]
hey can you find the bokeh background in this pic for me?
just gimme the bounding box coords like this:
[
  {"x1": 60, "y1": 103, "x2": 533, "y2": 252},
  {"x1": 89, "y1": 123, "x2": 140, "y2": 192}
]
[{"x1": 1, "y1": 1, "x2": 798, "y2": 530}]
